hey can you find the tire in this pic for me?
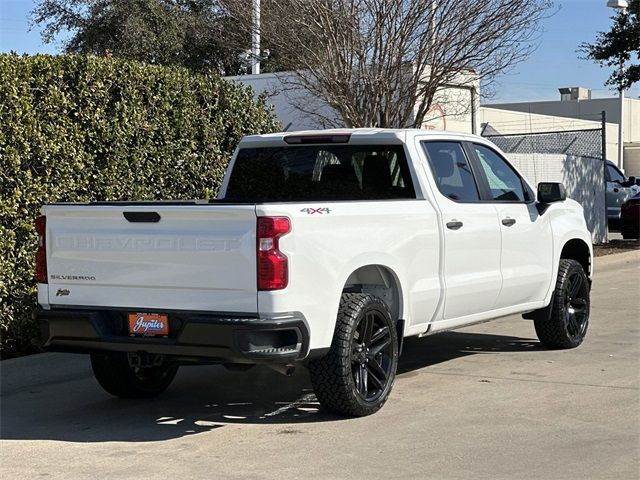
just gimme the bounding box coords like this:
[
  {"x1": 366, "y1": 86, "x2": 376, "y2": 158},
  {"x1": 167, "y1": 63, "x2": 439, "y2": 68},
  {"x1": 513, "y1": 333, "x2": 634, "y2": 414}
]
[
  {"x1": 90, "y1": 352, "x2": 178, "y2": 399},
  {"x1": 534, "y1": 259, "x2": 590, "y2": 349},
  {"x1": 308, "y1": 293, "x2": 399, "y2": 417}
]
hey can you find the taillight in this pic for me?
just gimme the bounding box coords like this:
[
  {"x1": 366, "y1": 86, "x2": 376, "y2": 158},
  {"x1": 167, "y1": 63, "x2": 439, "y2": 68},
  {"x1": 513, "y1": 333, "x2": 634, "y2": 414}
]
[
  {"x1": 257, "y1": 216, "x2": 291, "y2": 290},
  {"x1": 35, "y1": 215, "x2": 48, "y2": 284}
]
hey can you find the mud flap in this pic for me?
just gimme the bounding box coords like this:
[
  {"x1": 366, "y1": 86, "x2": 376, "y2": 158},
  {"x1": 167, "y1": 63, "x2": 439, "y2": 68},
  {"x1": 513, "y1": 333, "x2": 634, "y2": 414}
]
[
  {"x1": 396, "y1": 319, "x2": 405, "y2": 356},
  {"x1": 522, "y1": 293, "x2": 555, "y2": 322}
]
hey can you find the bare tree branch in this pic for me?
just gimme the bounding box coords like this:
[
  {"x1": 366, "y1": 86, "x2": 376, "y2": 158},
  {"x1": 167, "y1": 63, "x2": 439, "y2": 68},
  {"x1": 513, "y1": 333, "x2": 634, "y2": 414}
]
[{"x1": 225, "y1": 0, "x2": 552, "y2": 128}]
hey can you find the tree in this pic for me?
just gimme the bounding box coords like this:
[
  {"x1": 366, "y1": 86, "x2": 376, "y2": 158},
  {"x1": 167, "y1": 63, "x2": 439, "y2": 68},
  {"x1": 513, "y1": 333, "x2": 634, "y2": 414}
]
[
  {"x1": 224, "y1": 0, "x2": 553, "y2": 128},
  {"x1": 581, "y1": 0, "x2": 639, "y2": 91},
  {"x1": 31, "y1": 0, "x2": 245, "y2": 74}
]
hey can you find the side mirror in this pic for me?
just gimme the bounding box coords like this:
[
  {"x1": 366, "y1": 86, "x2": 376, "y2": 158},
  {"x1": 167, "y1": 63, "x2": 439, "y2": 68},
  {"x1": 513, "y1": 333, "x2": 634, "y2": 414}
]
[
  {"x1": 537, "y1": 182, "x2": 566, "y2": 204},
  {"x1": 636, "y1": 178, "x2": 640, "y2": 187}
]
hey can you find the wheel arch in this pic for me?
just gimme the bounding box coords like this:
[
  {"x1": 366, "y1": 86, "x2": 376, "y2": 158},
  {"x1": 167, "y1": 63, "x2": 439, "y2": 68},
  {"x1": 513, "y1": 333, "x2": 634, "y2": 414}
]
[
  {"x1": 524, "y1": 236, "x2": 592, "y2": 322},
  {"x1": 342, "y1": 264, "x2": 404, "y2": 323},
  {"x1": 560, "y1": 238, "x2": 592, "y2": 279}
]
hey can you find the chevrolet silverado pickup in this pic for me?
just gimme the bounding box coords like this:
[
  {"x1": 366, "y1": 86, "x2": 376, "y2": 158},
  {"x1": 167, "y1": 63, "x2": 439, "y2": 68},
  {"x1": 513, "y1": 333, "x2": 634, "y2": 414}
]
[{"x1": 37, "y1": 129, "x2": 593, "y2": 416}]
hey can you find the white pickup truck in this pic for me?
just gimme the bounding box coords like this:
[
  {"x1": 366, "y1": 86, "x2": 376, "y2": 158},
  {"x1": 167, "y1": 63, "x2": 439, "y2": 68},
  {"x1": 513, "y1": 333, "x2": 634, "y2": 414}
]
[{"x1": 37, "y1": 129, "x2": 593, "y2": 416}]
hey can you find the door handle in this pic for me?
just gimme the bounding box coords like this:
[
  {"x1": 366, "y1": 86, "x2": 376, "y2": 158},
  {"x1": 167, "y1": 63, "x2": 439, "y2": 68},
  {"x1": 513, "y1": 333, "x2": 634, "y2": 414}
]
[
  {"x1": 446, "y1": 220, "x2": 463, "y2": 230},
  {"x1": 123, "y1": 211, "x2": 161, "y2": 223},
  {"x1": 501, "y1": 217, "x2": 516, "y2": 227}
]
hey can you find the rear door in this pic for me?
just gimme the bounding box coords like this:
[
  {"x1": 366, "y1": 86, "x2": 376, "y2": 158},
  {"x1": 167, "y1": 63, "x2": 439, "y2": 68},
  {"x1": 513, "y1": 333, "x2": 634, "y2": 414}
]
[
  {"x1": 44, "y1": 204, "x2": 258, "y2": 312},
  {"x1": 469, "y1": 143, "x2": 553, "y2": 307},
  {"x1": 421, "y1": 141, "x2": 502, "y2": 319}
]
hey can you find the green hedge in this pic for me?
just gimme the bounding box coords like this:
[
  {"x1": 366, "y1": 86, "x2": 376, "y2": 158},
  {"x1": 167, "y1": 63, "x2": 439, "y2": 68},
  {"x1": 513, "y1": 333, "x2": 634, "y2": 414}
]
[{"x1": 0, "y1": 54, "x2": 279, "y2": 356}]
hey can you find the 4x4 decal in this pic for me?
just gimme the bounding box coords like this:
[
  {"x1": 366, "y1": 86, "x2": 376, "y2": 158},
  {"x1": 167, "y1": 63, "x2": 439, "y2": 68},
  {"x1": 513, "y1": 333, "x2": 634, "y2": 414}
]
[{"x1": 300, "y1": 207, "x2": 331, "y2": 215}]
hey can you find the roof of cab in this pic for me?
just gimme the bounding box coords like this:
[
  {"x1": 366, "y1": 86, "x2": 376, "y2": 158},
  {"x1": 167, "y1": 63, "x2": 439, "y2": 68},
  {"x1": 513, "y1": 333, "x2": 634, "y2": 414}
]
[{"x1": 239, "y1": 128, "x2": 486, "y2": 146}]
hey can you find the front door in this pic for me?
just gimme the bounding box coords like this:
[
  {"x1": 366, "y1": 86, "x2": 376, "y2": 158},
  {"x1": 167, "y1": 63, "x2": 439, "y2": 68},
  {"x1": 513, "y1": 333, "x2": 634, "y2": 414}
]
[
  {"x1": 421, "y1": 140, "x2": 502, "y2": 320},
  {"x1": 470, "y1": 143, "x2": 554, "y2": 308}
]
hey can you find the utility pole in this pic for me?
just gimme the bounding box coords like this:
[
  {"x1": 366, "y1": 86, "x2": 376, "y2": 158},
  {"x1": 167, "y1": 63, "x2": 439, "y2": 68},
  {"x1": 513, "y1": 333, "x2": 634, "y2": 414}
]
[
  {"x1": 252, "y1": 0, "x2": 261, "y2": 75},
  {"x1": 606, "y1": 0, "x2": 628, "y2": 172},
  {"x1": 617, "y1": 55, "x2": 625, "y2": 172},
  {"x1": 602, "y1": 110, "x2": 608, "y2": 241}
]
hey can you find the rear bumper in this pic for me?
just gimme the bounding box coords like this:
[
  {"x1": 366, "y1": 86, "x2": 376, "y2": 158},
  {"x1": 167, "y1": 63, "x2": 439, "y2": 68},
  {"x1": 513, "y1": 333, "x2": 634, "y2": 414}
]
[{"x1": 38, "y1": 308, "x2": 310, "y2": 363}]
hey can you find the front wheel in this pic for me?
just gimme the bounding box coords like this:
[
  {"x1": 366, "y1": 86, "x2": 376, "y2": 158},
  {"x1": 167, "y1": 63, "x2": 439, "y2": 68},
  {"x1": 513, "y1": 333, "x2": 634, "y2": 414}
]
[
  {"x1": 534, "y1": 259, "x2": 590, "y2": 349},
  {"x1": 308, "y1": 293, "x2": 398, "y2": 417},
  {"x1": 91, "y1": 352, "x2": 178, "y2": 398}
]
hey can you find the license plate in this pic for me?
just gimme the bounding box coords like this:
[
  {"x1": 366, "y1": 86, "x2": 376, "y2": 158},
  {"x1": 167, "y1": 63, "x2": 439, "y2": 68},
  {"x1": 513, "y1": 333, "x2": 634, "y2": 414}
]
[{"x1": 128, "y1": 312, "x2": 169, "y2": 337}]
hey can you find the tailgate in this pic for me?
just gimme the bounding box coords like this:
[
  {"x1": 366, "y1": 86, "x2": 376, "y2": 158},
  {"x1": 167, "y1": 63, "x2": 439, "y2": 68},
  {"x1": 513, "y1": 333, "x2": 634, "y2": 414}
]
[{"x1": 43, "y1": 204, "x2": 257, "y2": 313}]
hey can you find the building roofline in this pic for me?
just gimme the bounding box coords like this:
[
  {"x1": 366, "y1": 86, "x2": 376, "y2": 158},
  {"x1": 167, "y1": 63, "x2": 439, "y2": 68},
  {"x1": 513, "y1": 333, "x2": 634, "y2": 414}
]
[{"x1": 484, "y1": 96, "x2": 640, "y2": 108}]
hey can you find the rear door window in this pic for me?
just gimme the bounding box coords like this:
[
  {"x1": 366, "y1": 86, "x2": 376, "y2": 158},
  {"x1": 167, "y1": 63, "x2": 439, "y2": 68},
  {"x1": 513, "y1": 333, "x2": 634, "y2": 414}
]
[
  {"x1": 422, "y1": 141, "x2": 480, "y2": 202},
  {"x1": 225, "y1": 145, "x2": 415, "y2": 202}
]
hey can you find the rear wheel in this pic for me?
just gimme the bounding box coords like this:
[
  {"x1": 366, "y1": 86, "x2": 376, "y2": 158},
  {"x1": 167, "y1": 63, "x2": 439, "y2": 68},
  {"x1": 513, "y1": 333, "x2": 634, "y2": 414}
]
[
  {"x1": 308, "y1": 293, "x2": 398, "y2": 417},
  {"x1": 91, "y1": 352, "x2": 178, "y2": 398},
  {"x1": 534, "y1": 259, "x2": 590, "y2": 349}
]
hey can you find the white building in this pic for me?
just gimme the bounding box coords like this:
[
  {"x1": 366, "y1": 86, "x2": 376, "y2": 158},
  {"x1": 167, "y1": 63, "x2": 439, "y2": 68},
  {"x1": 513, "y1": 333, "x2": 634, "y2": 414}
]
[
  {"x1": 485, "y1": 87, "x2": 640, "y2": 175},
  {"x1": 226, "y1": 70, "x2": 480, "y2": 135}
]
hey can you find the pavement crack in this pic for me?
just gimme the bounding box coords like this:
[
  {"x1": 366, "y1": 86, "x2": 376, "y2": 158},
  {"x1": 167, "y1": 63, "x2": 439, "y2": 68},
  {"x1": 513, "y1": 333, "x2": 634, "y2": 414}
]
[{"x1": 424, "y1": 370, "x2": 640, "y2": 390}]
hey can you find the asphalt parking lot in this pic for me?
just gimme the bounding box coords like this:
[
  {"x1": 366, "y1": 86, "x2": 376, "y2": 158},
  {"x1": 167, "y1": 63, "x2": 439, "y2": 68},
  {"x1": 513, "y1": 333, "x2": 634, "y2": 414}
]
[{"x1": 1, "y1": 251, "x2": 638, "y2": 480}]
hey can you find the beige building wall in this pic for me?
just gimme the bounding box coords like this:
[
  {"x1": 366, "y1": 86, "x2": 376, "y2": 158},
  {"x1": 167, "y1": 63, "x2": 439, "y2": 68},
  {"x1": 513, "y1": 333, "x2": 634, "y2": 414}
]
[
  {"x1": 625, "y1": 145, "x2": 640, "y2": 177},
  {"x1": 486, "y1": 97, "x2": 639, "y2": 143}
]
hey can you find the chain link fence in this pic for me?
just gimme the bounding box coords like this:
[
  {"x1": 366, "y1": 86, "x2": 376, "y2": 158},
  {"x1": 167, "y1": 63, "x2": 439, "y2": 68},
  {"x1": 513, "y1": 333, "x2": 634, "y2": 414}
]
[
  {"x1": 484, "y1": 128, "x2": 603, "y2": 159},
  {"x1": 483, "y1": 126, "x2": 607, "y2": 244}
]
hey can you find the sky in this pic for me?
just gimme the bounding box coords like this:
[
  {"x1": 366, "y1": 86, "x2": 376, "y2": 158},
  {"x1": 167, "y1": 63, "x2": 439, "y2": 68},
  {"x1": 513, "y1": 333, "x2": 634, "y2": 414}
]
[{"x1": 1, "y1": 0, "x2": 639, "y2": 104}]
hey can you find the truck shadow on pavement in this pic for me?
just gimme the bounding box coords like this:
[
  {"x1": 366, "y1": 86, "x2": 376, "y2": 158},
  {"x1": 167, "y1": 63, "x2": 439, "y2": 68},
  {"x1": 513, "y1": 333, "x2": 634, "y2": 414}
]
[{"x1": 0, "y1": 331, "x2": 542, "y2": 443}]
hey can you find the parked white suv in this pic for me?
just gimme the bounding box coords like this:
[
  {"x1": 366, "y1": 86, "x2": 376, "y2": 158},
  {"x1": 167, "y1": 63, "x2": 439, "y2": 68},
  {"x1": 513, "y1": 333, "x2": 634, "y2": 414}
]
[{"x1": 37, "y1": 129, "x2": 593, "y2": 416}]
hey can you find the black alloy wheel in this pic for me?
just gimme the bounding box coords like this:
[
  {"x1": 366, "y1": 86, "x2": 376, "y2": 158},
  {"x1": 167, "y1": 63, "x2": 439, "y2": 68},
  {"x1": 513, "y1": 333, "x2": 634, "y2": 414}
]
[
  {"x1": 351, "y1": 310, "x2": 394, "y2": 402},
  {"x1": 564, "y1": 269, "x2": 589, "y2": 342}
]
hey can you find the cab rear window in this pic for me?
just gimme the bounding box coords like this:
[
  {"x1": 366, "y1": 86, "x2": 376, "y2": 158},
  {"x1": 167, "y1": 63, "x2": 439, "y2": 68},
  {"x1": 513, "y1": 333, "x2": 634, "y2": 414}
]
[{"x1": 225, "y1": 145, "x2": 415, "y2": 202}]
